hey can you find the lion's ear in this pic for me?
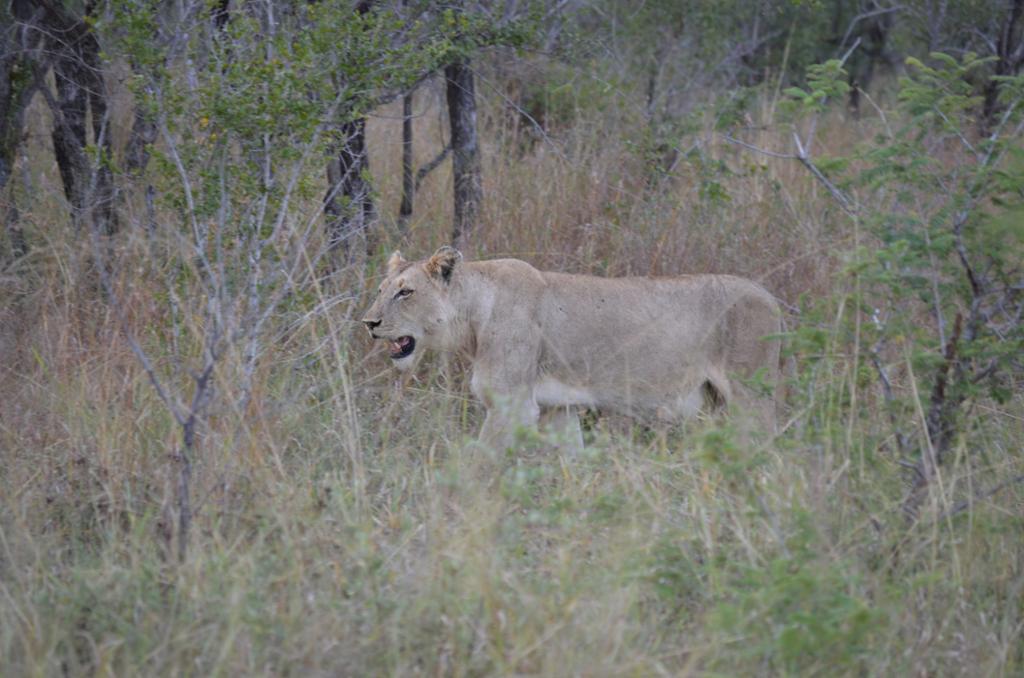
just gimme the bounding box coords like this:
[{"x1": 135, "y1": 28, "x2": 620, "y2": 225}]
[
  {"x1": 425, "y1": 245, "x2": 462, "y2": 284},
  {"x1": 386, "y1": 250, "x2": 407, "y2": 276}
]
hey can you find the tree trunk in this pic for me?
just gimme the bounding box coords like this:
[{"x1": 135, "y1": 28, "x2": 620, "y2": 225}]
[
  {"x1": 125, "y1": 95, "x2": 157, "y2": 177},
  {"x1": 325, "y1": 117, "x2": 375, "y2": 264},
  {"x1": 50, "y1": 53, "x2": 90, "y2": 223},
  {"x1": 981, "y1": 0, "x2": 1024, "y2": 133},
  {"x1": 445, "y1": 57, "x2": 482, "y2": 251},
  {"x1": 1, "y1": 0, "x2": 45, "y2": 257},
  {"x1": 846, "y1": 4, "x2": 896, "y2": 117},
  {"x1": 43, "y1": 0, "x2": 117, "y2": 235},
  {"x1": 398, "y1": 89, "x2": 414, "y2": 230},
  {"x1": 125, "y1": 85, "x2": 157, "y2": 235},
  {"x1": 1, "y1": 4, "x2": 38, "y2": 193},
  {"x1": 321, "y1": 0, "x2": 377, "y2": 267},
  {"x1": 212, "y1": 0, "x2": 232, "y2": 32}
]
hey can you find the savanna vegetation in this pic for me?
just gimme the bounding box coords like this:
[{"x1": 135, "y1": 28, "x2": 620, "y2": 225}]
[{"x1": 1, "y1": 0, "x2": 1023, "y2": 675}]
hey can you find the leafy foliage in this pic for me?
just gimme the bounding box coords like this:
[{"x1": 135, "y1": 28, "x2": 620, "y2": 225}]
[{"x1": 858, "y1": 53, "x2": 1024, "y2": 421}]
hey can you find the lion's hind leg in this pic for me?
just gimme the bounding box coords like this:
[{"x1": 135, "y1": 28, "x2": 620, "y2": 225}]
[
  {"x1": 701, "y1": 378, "x2": 728, "y2": 414},
  {"x1": 704, "y1": 369, "x2": 775, "y2": 440},
  {"x1": 731, "y1": 385, "x2": 778, "y2": 438}
]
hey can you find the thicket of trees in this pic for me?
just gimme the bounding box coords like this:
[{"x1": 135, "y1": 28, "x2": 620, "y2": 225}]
[{"x1": 4, "y1": 1, "x2": 1022, "y2": 260}]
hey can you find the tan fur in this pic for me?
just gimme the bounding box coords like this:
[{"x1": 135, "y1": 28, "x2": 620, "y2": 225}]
[
  {"x1": 386, "y1": 250, "x2": 406, "y2": 276},
  {"x1": 363, "y1": 247, "x2": 782, "y2": 451}
]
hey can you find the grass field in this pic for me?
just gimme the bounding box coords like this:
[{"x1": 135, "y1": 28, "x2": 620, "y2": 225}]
[{"x1": 1, "y1": 73, "x2": 1022, "y2": 676}]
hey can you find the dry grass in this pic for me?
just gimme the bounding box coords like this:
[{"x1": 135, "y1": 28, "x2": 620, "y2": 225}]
[{"x1": 1, "y1": 76, "x2": 1022, "y2": 677}]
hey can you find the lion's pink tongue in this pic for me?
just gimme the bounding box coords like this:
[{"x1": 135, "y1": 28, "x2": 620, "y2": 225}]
[{"x1": 392, "y1": 336, "x2": 413, "y2": 351}]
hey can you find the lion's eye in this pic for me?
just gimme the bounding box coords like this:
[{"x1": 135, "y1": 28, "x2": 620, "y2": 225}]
[{"x1": 393, "y1": 288, "x2": 413, "y2": 300}]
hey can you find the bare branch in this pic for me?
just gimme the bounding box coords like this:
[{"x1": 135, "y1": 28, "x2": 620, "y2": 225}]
[
  {"x1": 795, "y1": 155, "x2": 858, "y2": 216},
  {"x1": 415, "y1": 143, "x2": 452, "y2": 191},
  {"x1": 83, "y1": 190, "x2": 185, "y2": 427},
  {"x1": 723, "y1": 132, "x2": 858, "y2": 215},
  {"x1": 838, "y1": 35, "x2": 864, "y2": 66}
]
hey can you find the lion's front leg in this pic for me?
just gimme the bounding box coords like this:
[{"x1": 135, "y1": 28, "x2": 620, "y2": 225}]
[
  {"x1": 471, "y1": 352, "x2": 540, "y2": 452},
  {"x1": 478, "y1": 398, "x2": 540, "y2": 451}
]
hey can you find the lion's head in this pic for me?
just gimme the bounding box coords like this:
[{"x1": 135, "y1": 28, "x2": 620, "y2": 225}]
[{"x1": 361, "y1": 246, "x2": 463, "y2": 370}]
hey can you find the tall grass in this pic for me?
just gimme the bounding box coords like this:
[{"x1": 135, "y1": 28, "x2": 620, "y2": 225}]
[{"x1": 1, "y1": 74, "x2": 1022, "y2": 676}]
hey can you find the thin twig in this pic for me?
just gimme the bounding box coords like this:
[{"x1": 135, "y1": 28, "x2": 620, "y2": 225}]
[
  {"x1": 868, "y1": 341, "x2": 910, "y2": 455},
  {"x1": 939, "y1": 473, "x2": 1024, "y2": 520},
  {"x1": 722, "y1": 135, "x2": 796, "y2": 159}
]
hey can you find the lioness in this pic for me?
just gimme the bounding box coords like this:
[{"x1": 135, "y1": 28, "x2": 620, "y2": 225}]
[{"x1": 362, "y1": 246, "x2": 781, "y2": 451}]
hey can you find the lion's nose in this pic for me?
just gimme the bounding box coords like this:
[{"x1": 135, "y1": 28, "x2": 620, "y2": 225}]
[{"x1": 363, "y1": 318, "x2": 382, "y2": 334}]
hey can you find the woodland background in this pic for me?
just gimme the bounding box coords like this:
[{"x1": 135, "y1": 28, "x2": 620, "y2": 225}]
[{"x1": 1, "y1": 0, "x2": 1023, "y2": 674}]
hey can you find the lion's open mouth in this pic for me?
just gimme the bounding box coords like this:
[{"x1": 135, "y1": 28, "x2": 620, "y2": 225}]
[{"x1": 389, "y1": 336, "x2": 415, "y2": 360}]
